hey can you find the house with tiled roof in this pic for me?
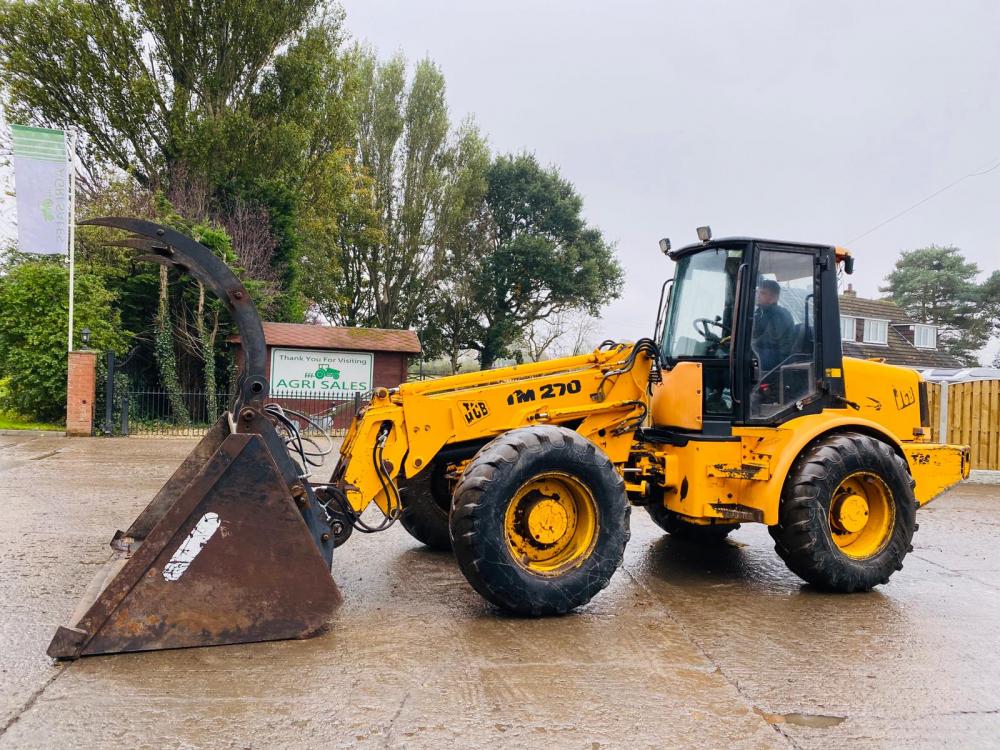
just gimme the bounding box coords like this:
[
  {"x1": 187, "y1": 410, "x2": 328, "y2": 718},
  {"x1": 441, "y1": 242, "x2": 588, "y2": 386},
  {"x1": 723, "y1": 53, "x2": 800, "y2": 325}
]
[{"x1": 838, "y1": 285, "x2": 961, "y2": 369}]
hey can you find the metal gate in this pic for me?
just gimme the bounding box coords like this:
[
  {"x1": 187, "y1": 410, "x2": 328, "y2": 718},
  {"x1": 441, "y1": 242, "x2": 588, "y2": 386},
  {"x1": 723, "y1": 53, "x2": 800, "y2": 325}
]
[{"x1": 95, "y1": 351, "x2": 362, "y2": 437}]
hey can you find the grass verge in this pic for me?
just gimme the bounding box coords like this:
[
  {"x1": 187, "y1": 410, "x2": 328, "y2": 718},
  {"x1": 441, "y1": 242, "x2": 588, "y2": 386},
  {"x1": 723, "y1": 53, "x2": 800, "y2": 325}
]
[{"x1": 0, "y1": 411, "x2": 64, "y2": 431}]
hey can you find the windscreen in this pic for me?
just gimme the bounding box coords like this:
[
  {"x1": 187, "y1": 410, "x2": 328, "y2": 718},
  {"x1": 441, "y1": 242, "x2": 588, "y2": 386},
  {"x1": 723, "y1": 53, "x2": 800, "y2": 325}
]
[{"x1": 661, "y1": 248, "x2": 743, "y2": 360}]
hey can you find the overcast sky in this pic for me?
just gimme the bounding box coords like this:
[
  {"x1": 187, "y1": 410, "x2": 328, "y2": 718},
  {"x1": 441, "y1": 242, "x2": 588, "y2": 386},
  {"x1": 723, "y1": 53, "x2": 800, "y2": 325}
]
[
  {"x1": 2, "y1": 2, "x2": 996, "y2": 358},
  {"x1": 342, "y1": 0, "x2": 1000, "y2": 360}
]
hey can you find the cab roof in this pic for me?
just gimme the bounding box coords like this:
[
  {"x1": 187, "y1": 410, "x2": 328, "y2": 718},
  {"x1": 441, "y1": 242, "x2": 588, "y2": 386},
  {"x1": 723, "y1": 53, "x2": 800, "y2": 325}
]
[{"x1": 668, "y1": 237, "x2": 839, "y2": 261}]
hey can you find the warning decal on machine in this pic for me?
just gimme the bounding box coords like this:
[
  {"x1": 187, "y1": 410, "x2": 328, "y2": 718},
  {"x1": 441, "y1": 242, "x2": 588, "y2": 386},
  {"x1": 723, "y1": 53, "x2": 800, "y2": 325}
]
[{"x1": 162, "y1": 512, "x2": 222, "y2": 582}]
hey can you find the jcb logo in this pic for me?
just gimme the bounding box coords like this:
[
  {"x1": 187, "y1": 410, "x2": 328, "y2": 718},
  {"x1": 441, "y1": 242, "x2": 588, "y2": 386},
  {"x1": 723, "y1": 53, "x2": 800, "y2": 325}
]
[
  {"x1": 461, "y1": 401, "x2": 490, "y2": 424},
  {"x1": 893, "y1": 386, "x2": 916, "y2": 411}
]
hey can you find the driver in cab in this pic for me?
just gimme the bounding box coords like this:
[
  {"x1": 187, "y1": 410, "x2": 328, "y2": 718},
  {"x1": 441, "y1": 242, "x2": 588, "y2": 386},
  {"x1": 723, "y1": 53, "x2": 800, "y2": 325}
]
[{"x1": 751, "y1": 279, "x2": 794, "y2": 370}]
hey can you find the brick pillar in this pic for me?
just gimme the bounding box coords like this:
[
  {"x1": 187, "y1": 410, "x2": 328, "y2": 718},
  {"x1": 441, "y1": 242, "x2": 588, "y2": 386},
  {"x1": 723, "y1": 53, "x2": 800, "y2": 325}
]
[{"x1": 66, "y1": 351, "x2": 98, "y2": 436}]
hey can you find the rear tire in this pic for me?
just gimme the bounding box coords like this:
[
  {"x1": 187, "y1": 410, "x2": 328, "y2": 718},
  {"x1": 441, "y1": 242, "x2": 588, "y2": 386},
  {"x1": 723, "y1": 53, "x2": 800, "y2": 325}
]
[
  {"x1": 450, "y1": 425, "x2": 629, "y2": 615},
  {"x1": 398, "y1": 462, "x2": 452, "y2": 551},
  {"x1": 769, "y1": 432, "x2": 916, "y2": 592},
  {"x1": 646, "y1": 503, "x2": 740, "y2": 542}
]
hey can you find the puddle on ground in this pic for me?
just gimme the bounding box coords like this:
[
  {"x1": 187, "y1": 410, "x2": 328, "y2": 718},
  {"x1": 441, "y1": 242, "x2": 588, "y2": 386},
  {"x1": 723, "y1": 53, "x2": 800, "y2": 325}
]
[{"x1": 754, "y1": 708, "x2": 846, "y2": 728}]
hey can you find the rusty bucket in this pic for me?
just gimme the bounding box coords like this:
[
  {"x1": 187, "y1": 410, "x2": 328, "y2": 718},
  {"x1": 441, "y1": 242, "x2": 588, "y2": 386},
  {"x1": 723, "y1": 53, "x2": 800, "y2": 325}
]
[{"x1": 48, "y1": 219, "x2": 341, "y2": 659}]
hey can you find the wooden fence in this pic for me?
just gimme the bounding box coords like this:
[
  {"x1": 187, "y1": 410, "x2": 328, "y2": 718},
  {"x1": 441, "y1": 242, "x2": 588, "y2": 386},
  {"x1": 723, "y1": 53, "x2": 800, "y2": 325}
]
[{"x1": 926, "y1": 380, "x2": 1000, "y2": 470}]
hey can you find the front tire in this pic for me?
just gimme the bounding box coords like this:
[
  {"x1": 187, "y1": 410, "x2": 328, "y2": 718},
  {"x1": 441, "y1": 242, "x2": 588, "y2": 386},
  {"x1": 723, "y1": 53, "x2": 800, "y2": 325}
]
[
  {"x1": 646, "y1": 503, "x2": 740, "y2": 542},
  {"x1": 770, "y1": 432, "x2": 916, "y2": 592},
  {"x1": 450, "y1": 425, "x2": 630, "y2": 615},
  {"x1": 398, "y1": 461, "x2": 452, "y2": 551}
]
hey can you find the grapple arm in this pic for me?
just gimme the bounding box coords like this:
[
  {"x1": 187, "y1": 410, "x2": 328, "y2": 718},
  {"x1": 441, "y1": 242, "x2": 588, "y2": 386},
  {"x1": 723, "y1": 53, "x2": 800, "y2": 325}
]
[{"x1": 48, "y1": 218, "x2": 341, "y2": 659}]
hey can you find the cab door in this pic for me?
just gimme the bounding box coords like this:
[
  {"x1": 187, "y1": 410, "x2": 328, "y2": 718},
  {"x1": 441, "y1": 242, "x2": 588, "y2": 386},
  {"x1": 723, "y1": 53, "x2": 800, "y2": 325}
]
[
  {"x1": 736, "y1": 243, "x2": 844, "y2": 425},
  {"x1": 657, "y1": 244, "x2": 747, "y2": 428}
]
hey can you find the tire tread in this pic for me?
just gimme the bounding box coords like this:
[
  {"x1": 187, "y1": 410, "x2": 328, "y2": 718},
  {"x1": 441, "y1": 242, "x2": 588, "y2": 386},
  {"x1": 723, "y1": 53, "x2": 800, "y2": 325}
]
[
  {"x1": 769, "y1": 432, "x2": 916, "y2": 592},
  {"x1": 451, "y1": 425, "x2": 629, "y2": 615}
]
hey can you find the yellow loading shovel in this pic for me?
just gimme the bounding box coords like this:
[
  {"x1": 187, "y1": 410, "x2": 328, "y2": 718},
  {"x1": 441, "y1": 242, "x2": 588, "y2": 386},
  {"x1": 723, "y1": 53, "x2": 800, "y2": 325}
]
[{"x1": 48, "y1": 219, "x2": 342, "y2": 659}]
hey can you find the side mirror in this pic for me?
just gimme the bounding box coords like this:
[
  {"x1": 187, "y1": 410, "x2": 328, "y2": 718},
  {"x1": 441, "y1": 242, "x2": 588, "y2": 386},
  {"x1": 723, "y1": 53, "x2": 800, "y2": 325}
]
[{"x1": 843, "y1": 256, "x2": 855, "y2": 275}]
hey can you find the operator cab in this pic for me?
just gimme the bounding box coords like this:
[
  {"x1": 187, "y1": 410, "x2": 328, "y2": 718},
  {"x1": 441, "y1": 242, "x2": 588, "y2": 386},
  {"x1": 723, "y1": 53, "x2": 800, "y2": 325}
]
[{"x1": 654, "y1": 230, "x2": 848, "y2": 432}]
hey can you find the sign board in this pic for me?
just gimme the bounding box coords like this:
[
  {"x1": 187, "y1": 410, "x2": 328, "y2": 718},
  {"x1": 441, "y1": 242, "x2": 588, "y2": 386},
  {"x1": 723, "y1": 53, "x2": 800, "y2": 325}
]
[
  {"x1": 10, "y1": 124, "x2": 69, "y2": 255},
  {"x1": 269, "y1": 348, "x2": 373, "y2": 396}
]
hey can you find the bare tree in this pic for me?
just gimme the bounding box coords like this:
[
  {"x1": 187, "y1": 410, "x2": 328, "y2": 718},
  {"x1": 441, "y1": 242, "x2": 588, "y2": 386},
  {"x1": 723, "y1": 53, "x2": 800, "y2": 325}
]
[
  {"x1": 557, "y1": 310, "x2": 600, "y2": 358},
  {"x1": 516, "y1": 309, "x2": 598, "y2": 362},
  {"x1": 520, "y1": 316, "x2": 566, "y2": 362},
  {"x1": 217, "y1": 199, "x2": 280, "y2": 291}
]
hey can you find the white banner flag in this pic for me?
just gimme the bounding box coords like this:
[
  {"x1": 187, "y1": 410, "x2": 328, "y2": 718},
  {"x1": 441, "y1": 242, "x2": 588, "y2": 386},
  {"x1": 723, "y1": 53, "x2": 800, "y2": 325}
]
[{"x1": 11, "y1": 124, "x2": 69, "y2": 255}]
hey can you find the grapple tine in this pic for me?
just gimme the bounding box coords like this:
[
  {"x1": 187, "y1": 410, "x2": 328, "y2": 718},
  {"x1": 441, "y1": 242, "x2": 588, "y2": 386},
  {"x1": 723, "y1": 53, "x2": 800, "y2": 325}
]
[{"x1": 80, "y1": 216, "x2": 270, "y2": 409}]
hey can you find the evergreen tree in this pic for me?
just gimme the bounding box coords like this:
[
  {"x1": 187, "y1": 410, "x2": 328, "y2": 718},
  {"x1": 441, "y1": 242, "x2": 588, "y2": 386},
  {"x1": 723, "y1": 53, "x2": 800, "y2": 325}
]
[{"x1": 880, "y1": 245, "x2": 987, "y2": 364}]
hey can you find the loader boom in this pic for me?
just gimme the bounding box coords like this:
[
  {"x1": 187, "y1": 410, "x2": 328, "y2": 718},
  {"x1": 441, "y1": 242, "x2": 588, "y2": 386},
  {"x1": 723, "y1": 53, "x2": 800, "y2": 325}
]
[{"x1": 329, "y1": 342, "x2": 659, "y2": 518}]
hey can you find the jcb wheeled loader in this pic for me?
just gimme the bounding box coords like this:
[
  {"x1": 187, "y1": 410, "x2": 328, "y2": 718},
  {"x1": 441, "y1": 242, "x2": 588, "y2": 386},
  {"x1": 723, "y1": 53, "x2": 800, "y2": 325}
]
[{"x1": 48, "y1": 219, "x2": 970, "y2": 658}]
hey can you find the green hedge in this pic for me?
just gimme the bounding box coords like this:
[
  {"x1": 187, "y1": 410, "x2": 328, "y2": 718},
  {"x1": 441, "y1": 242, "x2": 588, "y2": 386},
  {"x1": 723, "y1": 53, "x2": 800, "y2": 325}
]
[{"x1": 0, "y1": 257, "x2": 128, "y2": 422}]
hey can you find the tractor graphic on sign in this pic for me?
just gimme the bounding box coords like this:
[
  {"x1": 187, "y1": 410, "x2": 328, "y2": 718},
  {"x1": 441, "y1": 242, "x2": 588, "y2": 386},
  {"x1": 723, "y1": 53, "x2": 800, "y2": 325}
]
[{"x1": 312, "y1": 364, "x2": 341, "y2": 379}]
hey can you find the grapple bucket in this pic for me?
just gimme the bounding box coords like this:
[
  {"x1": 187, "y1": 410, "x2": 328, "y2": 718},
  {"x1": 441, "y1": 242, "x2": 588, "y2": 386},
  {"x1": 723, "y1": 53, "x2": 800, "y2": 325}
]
[{"x1": 48, "y1": 218, "x2": 341, "y2": 659}]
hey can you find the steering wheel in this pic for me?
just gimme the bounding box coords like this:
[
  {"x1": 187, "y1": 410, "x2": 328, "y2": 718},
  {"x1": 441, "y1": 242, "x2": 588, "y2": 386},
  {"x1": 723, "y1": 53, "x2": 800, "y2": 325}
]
[{"x1": 694, "y1": 317, "x2": 729, "y2": 343}]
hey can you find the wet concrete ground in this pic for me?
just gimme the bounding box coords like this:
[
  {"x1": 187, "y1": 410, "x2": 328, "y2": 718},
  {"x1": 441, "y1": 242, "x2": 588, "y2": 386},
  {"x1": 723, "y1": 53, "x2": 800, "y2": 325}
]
[{"x1": 1, "y1": 433, "x2": 998, "y2": 749}]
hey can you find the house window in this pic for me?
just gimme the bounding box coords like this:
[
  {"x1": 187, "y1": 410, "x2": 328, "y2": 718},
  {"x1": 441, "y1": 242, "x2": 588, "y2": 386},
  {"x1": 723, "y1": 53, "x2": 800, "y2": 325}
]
[
  {"x1": 863, "y1": 318, "x2": 888, "y2": 345},
  {"x1": 913, "y1": 324, "x2": 937, "y2": 349},
  {"x1": 840, "y1": 316, "x2": 857, "y2": 342}
]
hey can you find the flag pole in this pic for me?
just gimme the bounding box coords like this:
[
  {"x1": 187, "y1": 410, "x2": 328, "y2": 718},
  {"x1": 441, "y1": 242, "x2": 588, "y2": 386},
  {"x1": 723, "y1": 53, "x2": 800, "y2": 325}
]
[{"x1": 67, "y1": 128, "x2": 76, "y2": 353}]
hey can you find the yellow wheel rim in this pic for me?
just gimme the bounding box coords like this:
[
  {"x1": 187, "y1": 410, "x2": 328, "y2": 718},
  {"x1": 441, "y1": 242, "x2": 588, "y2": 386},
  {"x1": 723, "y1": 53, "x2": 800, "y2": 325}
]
[
  {"x1": 504, "y1": 471, "x2": 599, "y2": 575},
  {"x1": 829, "y1": 471, "x2": 895, "y2": 559}
]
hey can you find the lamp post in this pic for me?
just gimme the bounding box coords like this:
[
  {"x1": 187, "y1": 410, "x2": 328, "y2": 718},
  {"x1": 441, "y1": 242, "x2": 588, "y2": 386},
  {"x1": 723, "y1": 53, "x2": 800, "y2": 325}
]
[{"x1": 80, "y1": 327, "x2": 91, "y2": 349}]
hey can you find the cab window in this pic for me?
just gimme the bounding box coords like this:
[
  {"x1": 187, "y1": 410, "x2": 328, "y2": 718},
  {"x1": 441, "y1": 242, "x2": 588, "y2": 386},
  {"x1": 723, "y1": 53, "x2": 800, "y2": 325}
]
[{"x1": 661, "y1": 248, "x2": 742, "y2": 360}]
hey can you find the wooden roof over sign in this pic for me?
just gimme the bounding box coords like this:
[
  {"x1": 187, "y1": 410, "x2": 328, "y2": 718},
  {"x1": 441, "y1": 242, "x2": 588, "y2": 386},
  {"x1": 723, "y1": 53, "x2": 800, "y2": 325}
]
[{"x1": 229, "y1": 322, "x2": 422, "y2": 354}]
